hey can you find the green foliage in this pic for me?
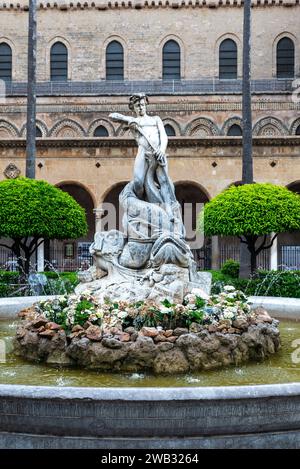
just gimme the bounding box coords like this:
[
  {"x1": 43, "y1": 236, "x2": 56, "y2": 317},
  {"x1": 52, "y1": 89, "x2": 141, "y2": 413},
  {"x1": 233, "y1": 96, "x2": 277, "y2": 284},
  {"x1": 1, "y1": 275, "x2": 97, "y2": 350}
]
[
  {"x1": 0, "y1": 270, "x2": 79, "y2": 297},
  {"x1": 0, "y1": 177, "x2": 88, "y2": 240},
  {"x1": 221, "y1": 259, "x2": 240, "y2": 278},
  {"x1": 210, "y1": 269, "x2": 300, "y2": 298},
  {"x1": 199, "y1": 183, "x2": 300, "y2": 237}
]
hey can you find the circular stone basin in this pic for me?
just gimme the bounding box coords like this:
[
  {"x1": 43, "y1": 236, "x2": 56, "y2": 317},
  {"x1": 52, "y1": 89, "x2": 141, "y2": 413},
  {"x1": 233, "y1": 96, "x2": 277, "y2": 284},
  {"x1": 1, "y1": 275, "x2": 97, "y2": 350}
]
[{"x1": 0, "y1": 319, "x2": 300, "y2": 448}]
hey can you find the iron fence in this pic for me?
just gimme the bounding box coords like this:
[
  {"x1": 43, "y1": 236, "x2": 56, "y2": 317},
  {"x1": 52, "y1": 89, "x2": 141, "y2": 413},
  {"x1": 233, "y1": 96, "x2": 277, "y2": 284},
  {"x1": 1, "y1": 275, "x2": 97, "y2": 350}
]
[
  {"x1": 3, "y1": 244, "x2": 300, "y2": 275},
  {"x1": 220, "y1": 244, "x2": 270, "y2": 271},
  {"x1": 1, "y1": 79, "x2": 294, "y2": 96},
  {"x1": 279, "y1": 246, "x2": 300, "y2": 271}
]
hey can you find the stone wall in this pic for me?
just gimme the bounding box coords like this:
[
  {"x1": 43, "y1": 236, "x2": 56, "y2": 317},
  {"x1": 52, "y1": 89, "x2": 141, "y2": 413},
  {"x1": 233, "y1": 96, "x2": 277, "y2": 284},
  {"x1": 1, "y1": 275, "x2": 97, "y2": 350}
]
[{"x1": 0, "y1": 4, "x2": 299, "y2": 80}]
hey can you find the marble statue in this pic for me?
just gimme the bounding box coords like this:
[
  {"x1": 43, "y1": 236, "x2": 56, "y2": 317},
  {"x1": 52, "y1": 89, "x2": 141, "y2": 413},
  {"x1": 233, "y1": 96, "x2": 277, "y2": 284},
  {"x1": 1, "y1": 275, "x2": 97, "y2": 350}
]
[{"x1": 76, "y1": 93, "x2": 211, "y2": 303}]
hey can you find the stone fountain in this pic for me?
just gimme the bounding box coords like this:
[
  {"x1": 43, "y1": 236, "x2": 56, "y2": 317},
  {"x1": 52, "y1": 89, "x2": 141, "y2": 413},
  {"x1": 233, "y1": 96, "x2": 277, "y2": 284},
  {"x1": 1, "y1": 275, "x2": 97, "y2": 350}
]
[{"x1": 76, "y1": 93, "x2": 211, "y2": 303}]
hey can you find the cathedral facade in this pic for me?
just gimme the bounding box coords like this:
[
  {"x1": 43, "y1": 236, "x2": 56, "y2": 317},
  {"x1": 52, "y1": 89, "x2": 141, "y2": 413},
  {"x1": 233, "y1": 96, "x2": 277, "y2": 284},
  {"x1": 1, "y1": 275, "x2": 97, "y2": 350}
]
[{"x1": 0, "y1": 1, "x2": 299, "y2": 270}]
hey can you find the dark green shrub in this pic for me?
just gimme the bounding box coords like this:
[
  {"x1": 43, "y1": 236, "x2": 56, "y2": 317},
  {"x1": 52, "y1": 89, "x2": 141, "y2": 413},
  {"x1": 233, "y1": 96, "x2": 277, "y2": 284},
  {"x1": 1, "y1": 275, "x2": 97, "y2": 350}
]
[
  {"x1": 199, "y1": 183, "x2": 300, "y2": 274},
  {"x1": 210, "y1": 269, "x2": 300, "y2": 298},
  {"x1": 0, "y1": 177, "x2": 88, "y2": 274},
  {"x1": 221, "y1": 259, "x2": 240, "y2": 278}
]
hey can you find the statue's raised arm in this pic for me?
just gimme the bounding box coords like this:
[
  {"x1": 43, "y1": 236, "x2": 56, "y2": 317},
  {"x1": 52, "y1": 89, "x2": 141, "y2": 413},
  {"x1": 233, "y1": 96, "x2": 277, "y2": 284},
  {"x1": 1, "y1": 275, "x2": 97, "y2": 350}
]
[{"x1": 109, "y1": 112, "x2": 137, "y2": 126}]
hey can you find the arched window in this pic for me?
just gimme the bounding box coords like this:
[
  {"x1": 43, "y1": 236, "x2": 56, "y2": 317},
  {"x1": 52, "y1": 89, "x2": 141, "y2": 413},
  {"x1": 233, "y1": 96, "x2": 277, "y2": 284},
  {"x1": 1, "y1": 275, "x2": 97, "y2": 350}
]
[
  {"x1": 227, "y1": 124, "x2": 242, "y2": 136},
  {"x1": 106, "y1": 41, "x2": 124, "y2": 81},
  {"x1": 162, "y1": 40, "x2": 180, "y2": 80},
  {"x1": 36, "y1": 127, "x2": 42, "y2": 137},
  {"x1": 219, "y1": 39, "x2": 237, "y2": 79},
  {"x1": 0, "y1": 43, "x2": 12, "y2": 81},
  {"x1": 296, "y1": 125, "x2": 300, "y2": 136},
  {"x1": 277, "y1": 37, "x2": 295, "y2": 78},
  {"x1": 50, "y1": 42, "x2": 68, "y2": 81},
  {"x1": 93, "y1": 125, "x2": 109, "y2": 137},
  {"x1": 164, "y1": 124, "x2": 176, "y2": 136}
]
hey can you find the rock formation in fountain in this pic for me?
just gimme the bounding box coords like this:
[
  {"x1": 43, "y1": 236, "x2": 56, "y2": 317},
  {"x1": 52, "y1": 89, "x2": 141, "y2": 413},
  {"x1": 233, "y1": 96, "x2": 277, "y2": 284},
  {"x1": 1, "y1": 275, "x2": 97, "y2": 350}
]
[{"x1": 76, "y1": 93, "x2": 211, "y2": 303}]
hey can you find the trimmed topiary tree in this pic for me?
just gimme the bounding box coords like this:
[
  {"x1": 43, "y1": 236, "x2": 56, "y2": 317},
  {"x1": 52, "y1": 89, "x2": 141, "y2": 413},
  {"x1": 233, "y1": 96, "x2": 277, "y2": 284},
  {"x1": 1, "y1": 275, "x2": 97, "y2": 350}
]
[
  {"x1": 0, "y1": 177, "x2": 88, "y2": 275},
  {"x1": 198, "y1": 183, "x2": 300, "y2": 275}
]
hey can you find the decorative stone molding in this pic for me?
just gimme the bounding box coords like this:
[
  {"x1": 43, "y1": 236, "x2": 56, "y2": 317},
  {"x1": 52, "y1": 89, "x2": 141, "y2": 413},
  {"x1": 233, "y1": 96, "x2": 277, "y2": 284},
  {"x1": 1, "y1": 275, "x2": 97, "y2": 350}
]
[
  {"x1": 221, "y1": 116, "x2": 243, "y2": 135},
  {"x1": 20, "y1": 119, "x2": 49, "y2": 137},
  {"x1": 87, "y1": 118, "x2": 116, "y2": 137},
  {"x1": 49, "y1": 118, "x2": 86, "y2": 137},
  {"x1": 252, "y1": 117, "x2": 289, "y2": 136},
  {"x1": 1, "y1": 1, "x2": 299, "y2": 11},
  {"x1": 0, "y1": 136, "x2": 298, "y2": 150},
  {"x1": 3, "y1": 163, "x2": 21, "y2": 179},
  {"x1": 115, "y1": 124, "x2": 134, "y2": 137},
  {"x1": 290, "y1": 117, "x2": 300, "y2": 135},
  {"x1": 162, "y1": 118, "x2": 182, "y2": 136},
  {"x1": 0, "y1": 119, "x2": 19, "y2": 137},
  {"x1": 185, "y1": 117, "x2": 220, "y2": 136}
]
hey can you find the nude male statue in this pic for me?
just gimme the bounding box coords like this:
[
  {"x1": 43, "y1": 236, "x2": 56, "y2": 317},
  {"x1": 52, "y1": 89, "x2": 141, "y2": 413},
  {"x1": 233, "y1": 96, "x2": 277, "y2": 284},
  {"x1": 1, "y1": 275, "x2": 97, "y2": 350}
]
[{"x1": 109, "y1": 93, "x2": 177, "y2": 220}]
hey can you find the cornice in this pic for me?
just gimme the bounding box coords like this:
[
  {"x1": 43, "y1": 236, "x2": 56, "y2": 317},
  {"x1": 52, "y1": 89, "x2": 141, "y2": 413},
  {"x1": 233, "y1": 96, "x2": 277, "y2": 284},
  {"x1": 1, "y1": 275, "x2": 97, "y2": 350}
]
[
  {"x1": 0, "y1": 136, "x2": 299, "y2": 149},
  {"x1": 0, "y1": 0, "x2": 299, "y2": 11},
  {"x1": 0, "y1": 101, "x2": 299, "y2": 114}
]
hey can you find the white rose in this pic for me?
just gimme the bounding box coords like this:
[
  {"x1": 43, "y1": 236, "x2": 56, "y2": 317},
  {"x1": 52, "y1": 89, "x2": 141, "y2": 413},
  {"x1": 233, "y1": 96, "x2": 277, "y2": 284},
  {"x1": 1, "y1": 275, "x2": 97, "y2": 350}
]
[{"x1": 223, "y1": 285, "x2": 236, "y2": 292}]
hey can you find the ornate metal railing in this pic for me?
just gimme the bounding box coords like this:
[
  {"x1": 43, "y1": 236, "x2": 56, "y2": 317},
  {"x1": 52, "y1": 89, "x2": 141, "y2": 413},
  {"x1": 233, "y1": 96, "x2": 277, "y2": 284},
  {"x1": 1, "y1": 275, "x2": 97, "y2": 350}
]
[{"x1": 0, "y1": 79, "x2": 294, "y2": 96}]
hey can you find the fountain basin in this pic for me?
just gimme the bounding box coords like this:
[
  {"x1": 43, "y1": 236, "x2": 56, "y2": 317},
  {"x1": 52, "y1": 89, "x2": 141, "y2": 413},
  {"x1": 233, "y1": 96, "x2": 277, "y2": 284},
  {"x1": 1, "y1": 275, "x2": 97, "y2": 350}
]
[
  {"x1": 0, "y1": 383, "x2": 300, "y2": 448},
  {"x1": 0, "y1": 297, "x2": 300, "y2": 448}
]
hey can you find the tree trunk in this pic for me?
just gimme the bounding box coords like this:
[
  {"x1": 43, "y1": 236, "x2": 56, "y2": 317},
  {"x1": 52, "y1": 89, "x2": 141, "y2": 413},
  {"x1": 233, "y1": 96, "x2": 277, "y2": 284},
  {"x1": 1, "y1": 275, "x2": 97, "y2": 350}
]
[
  {"x1": 250, "y1": 249, "x2": 257, "y2": 274},
  {"x1": 242, "y1": 0, "x2": 253, "y2": 184},
  {"x1": 239, "y1": 0, "x2": 253, "y2": 279},
  {"x1": 26, "y1": 0, "x2": 37, "y2": 179}
]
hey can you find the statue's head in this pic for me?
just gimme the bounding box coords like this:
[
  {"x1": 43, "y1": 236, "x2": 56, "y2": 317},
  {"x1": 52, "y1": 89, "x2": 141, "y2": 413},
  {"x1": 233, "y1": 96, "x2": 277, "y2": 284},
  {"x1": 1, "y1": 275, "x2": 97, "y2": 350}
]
[{"x1": 129, "y1": 93, "x2": 149, "y2": 117}]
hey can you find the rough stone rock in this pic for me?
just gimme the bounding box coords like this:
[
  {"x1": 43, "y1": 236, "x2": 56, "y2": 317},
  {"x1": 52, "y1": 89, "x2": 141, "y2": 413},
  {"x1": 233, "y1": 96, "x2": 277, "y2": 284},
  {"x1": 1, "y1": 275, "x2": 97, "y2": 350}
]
[
  {"x1": 166, "y1": 336, "x2": 177, "y2": 343},
  {"x1": 72, "y1": 325, "x2": 84, "y2": 332},
  {"x1": 163, "y1": 329, "x2": 173, "y2": 337},
  {"x1": 130, "y1": 332, "x2": 138, "y2": 342},
  {"x1": 46, "y1": 351, "x2": 74, "y2": 366},
  {"x1": 124, "y1": 327, "x2": 136, "y2": 335},
  {"x1": 122, "y1": 336, "x2": 157, "y2": 371},
  {"x1": 46, "y1": 322, "x2": 61, "y2": 331},
  {"x1": 13, "y1": 329, "x2": 40, "y2": 361},
  {"x1": 189, "y1": 322, "x2": 203, "y2": 333},
  {"x1": 102, "y1": 337, "x2": 123, "y2": 349},
  {"x1": 157, "y1": 342, "x2": 174, "y2": 352},
  {"x1": 110, "y1": 326, "x2": 123, "y2": 335},
  {"x1": 254, "y1": 307, "x2": 273, "y2": 323},
  {"x1": 154, "y1": 333, "x2": 167, "y2": 343},
  {"x1": 87, "y1": 342, "x2": 129, "y2": 370},
  {"x1": 173, "y1": 327, "x2": 189, "y2": 336},
  {"x1": 232, "y1": 318, "x2": 249, "y2": 331},
  {"x1": 66, "y1": 337, "x2": 90, "y2": 362},
  {"x1": 153, "y1": 349, "x2": 189, "y2": 374},
  {"x1": 14, "y1": 317, "x2": 280, "y2": 374},
  {"x1": 216, "y1": 333, "x2": 238, "y2": 350},
  {"x1": 140, "y1": 327, "x2": 159, "y2": 338},
  {"x1": 32, "y1": 317, "x2": 48, "y2": 328},
  {"x1": 85, "y1": 325, "x2": 102, "y2": 341},
  {"x1": 116, "y1": 332, "x2": 131, "y2": 342},
  {"x1": 69, "y1": 330, "x2": 86, "y2": 339},
  {"x1": 18, "y1": 306, "x2": 35, "y2": 319},
  {"x1": 38, "y1": 330, "x2": 56, "y2": 339}
]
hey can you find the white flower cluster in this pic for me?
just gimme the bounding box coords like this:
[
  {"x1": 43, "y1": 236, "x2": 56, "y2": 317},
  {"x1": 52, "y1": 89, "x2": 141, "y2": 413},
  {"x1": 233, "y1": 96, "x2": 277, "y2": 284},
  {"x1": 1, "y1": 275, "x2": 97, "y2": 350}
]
[{"x1": 36, "y1": 285, "x2": 252, "y2": 331}]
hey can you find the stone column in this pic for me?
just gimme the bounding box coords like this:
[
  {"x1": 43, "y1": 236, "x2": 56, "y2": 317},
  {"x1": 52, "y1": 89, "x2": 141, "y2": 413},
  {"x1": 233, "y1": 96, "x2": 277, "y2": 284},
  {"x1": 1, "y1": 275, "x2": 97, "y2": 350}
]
[
  {"x1": 270, "y1": 233, "x2": 278, "y2": 271},
  {"x1": 211, "y1": 236, "x2": 220, "y2": 271},
  {"x1": 93, "y1": 208, "x2": 105, "y2": 233},
  {"x1": 37, "y1": 240, "x2": 44, "y2": 272}
]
